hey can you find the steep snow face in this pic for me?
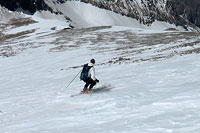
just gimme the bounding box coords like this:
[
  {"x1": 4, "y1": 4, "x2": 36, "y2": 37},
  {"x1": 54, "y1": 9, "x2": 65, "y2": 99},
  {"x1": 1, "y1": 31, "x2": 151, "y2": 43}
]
[
  {"x1": 46, "y1": 0, "x2": 145, "y2": 28},
  {"x1": 43, "y1": 0, "x2": 184, "y2": 30},
  {"x1": 80, "y1": 0, "x2": 170, "y2": 24},
  {"x1": 78, "y1": 0, "x2": 199, "y2": 30}
]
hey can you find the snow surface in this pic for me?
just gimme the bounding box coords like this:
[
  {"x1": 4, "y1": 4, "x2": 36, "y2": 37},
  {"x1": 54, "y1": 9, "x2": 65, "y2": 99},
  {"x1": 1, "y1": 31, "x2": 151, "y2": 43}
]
[
  {"x1": 2, "y1": 0, "x2": 185, "y2": 36},
  {"x1": 4, "y1": 12, "x2": 70, "y2": 35},
  {"x1": 44, "y1": 1, "x2": 184, "y2": 30},
  {"x1": 1, "y1": 25, "x2": 200, "y2": 132},
  {"x1": 1, "y1": 2, "x2": 200, "y2": 133}
]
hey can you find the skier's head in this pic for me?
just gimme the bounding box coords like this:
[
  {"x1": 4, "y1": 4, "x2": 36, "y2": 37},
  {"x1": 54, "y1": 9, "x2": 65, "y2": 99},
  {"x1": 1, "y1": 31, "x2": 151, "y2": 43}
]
[{"x1": 90, "y1": 59, "x2": 95, "y2": 64}]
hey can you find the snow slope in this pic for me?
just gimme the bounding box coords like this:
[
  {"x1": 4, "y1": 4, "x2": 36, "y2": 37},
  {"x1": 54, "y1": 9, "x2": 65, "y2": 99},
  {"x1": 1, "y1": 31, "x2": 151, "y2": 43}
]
[
  {"x1": 0, "y1": 5, "x2": 23, "y2": 24},
  {"x1": 1, "y1": 2, "x2": 200, "y2": 133},
  {"x1": 44, "y1": 1, "x2": 184, "y2": 30},
  {"x1": 1, "y1": 0, "x2": 184, "y2": 36},
  {"x1": 1, "y1": 24, "x2": 200, "y2": 132},
  {"x1": 4, "y1": 12, "x2": 70, "y2": 35}
]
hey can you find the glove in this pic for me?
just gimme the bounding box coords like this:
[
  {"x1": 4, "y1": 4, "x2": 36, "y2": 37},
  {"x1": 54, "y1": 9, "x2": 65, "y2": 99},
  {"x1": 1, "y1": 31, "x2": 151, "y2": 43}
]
[{"x1": 95, "y1": 79, "x2": 99, "y2": 83}]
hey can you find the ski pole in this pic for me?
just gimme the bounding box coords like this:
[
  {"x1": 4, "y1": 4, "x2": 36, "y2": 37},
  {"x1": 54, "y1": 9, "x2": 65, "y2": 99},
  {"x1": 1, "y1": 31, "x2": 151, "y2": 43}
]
[{"x1": 65, "y1": 70, "x2": 81, "y2": 89}]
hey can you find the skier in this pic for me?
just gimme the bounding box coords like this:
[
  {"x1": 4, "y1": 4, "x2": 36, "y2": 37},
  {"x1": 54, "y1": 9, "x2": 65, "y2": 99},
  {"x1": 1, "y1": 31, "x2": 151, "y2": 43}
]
[{"x1": 81, "y1": 59, "x2": 99, "y2": 93}]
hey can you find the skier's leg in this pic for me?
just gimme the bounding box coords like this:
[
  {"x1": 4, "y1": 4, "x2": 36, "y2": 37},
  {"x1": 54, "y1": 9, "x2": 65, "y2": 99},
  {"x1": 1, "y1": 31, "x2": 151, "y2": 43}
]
[
  {"x1": 89, "y1": 80, "x2": 96, "y2": 91},
  {"x1": 83, "y1": 80, "x2": 90, "y2": 90}
]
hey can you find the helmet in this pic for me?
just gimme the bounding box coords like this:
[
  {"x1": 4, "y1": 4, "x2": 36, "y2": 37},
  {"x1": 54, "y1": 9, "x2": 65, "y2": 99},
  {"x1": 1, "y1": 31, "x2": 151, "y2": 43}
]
[{"x1": 90, "y1": 59, "x2": 95, "y2": 64}]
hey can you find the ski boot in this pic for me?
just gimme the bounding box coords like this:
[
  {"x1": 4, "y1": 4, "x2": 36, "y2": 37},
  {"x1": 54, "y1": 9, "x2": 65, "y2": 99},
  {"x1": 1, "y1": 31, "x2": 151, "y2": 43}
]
[{"x1": 81, "y1": 87, "x2": 89, "y2": 94}]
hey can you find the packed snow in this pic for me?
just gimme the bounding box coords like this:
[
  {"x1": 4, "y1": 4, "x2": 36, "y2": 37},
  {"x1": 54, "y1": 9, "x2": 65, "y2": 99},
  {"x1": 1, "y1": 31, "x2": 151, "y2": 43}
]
[{"x1": 1, "y1": 26, "x2": 200, "y2": 133}]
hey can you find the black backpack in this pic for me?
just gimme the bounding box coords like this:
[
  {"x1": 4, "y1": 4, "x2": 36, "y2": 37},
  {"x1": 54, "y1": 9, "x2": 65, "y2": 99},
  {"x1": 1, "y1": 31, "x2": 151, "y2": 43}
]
[{"x1": 80, "y1": 64, "x2": 92, "y2": 81}]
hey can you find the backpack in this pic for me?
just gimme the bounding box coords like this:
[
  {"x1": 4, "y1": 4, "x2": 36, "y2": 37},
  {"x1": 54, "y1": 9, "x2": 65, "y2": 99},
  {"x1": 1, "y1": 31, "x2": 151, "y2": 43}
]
[{"x1": 80, "y1": 64, "x2": 92, "y2": 81}]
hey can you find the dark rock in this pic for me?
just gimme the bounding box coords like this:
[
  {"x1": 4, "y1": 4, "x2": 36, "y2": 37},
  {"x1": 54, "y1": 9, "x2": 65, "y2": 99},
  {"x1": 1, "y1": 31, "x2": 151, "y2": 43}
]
[
  {"x1": 51, "y1": 27, "x2": 56, "y2": 30},
  {"x1": 0, "y1": 0, "x2": 55, "y2": 14},
  {"x1": 166, "y1": 0, "x2": 200, "y2": 28}
]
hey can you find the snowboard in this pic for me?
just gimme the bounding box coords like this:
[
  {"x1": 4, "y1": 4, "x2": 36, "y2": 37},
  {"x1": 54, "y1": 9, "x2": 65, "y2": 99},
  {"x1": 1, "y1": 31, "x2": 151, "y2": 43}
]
[{"x1": 70, "y1": 84, "x2": 112, "y2": 97}]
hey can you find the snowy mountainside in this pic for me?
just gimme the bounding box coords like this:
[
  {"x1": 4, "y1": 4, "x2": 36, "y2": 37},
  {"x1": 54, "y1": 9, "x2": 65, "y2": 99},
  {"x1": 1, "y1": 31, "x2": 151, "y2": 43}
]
[
  {"x1": 43, "y1": 0, "x2": 182, "y2": 29},
  {"x1": 0, "y1": 5, "x2": 26, "y2": 33},
  {"x1": 0, "y1": 0, "x2": 185, "y2": 58},
  {"x1": 78, "y1": 0, "x2": 200, "y2": 31},
  {"x1": 80, "y1": 0, "x2": 168, "y2": 25},
  {"x1": 43, "y1": 0, "x2": 198, "y2": 30},
  {"x1": 48, "y1": 0, "x2": 200, "y2": 30},
  {"x1": 1, "y1": 0, "x2": 200, "y2": 30},
  {"x1": 1, "y1": 25, "x2": 200, "y2": 132},
  {"x1": 1, "y1": 2, "x2": 200, "y2": 133},
  {"x1": 0, "y1": 6, "x2": 23, "y2": 24}
]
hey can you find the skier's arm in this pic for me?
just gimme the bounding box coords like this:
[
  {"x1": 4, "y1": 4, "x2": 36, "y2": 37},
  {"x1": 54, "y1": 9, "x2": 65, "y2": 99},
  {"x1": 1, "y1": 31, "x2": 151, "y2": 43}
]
[{"x1": 90, "y1": 67, "x2": 96, "y2": 80}]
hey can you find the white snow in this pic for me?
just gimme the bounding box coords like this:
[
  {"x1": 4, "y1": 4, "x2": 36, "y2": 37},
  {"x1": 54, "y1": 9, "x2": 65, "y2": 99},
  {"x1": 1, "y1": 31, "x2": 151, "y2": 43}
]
[
  {"x1": 1, "y1": 25, "x2": 200, "y2": 132},
  {"x1": 4, "y1": 11, "x2": 70, "y2": 35},
  {"x1": 45, "y1": 1, "x2": 184, "y2": 31},
  {"x1": 2, "y1": 0, "x2": 185, "y2": 36},
  {"x1": 1, "y1": 1, "x2": 200, "y2": 133}
]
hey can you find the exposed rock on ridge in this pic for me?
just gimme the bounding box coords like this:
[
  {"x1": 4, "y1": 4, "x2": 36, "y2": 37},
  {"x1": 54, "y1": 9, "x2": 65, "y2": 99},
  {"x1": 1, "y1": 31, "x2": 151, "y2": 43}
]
[
  {"x1": 166, "y1": 0, "x2": 200, "y2": 28},
  {"x1": 0, "y1": 0, "x2": 200, "y2": 30}
]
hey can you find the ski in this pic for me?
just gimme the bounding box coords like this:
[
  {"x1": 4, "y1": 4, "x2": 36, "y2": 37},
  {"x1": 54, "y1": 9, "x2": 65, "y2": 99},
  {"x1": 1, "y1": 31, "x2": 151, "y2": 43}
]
[{"x1": 70, "y1": 84, "x2": 112, "y2": 97}]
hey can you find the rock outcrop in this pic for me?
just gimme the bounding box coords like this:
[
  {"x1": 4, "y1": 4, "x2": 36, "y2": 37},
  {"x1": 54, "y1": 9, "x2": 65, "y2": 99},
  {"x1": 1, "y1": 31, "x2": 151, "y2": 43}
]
[
  {"x1": 166, "y1": 0, "x2": 200, "y2": 28},
  {"x1": 0, "y1": 0, "x2": 199, "y2": 30}
]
